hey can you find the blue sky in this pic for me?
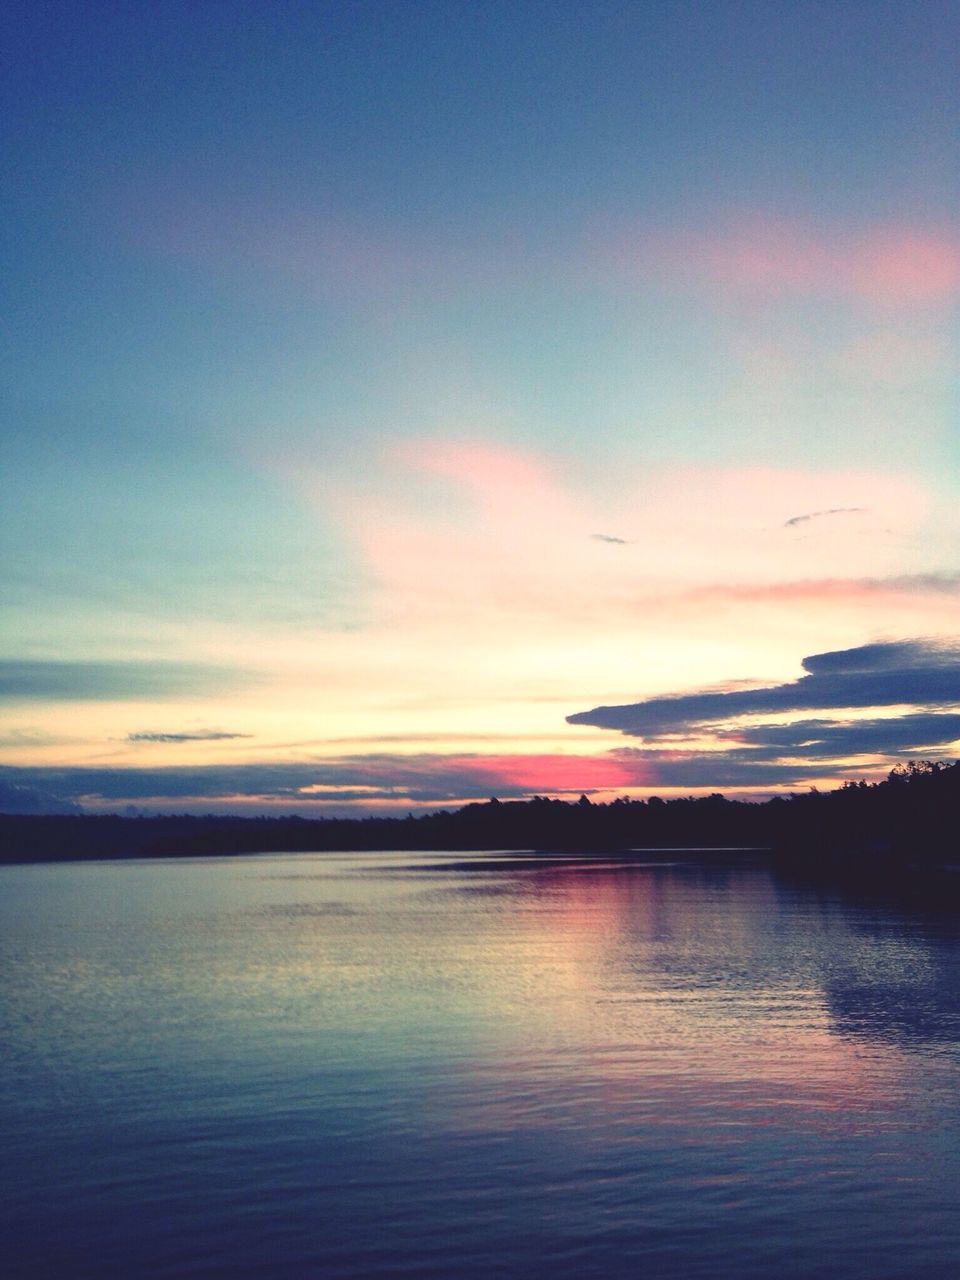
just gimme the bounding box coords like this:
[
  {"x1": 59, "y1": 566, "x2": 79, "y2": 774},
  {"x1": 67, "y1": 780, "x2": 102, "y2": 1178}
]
[{"x1": 2, "y1": 1, "x2": 959, "y2": 814}]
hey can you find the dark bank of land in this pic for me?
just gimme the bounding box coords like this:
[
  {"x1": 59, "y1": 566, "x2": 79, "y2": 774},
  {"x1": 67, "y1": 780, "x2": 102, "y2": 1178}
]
[{"x1": 1, "y1": 760, "x2": 958, "y2": 870}]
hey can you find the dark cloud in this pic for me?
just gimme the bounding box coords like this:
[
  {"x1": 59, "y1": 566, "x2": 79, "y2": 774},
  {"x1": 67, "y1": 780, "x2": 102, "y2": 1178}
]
[
  {"x1": 591, "y1": 533, "x2": 629, "y2": 544},
  {"x1": 799, "y1": 640, "x2": 948, "y2": 675},
  {"x1": 784, "y1": 507, "x2": 865, "y2": 528},
  {"x1": 0, "y1": 660, "x2": 258, "y2": 701},
  {"x1": 716, "y1": 713, "x2": 960, "y2": 758},
  {"x1": 608, "y1": 716, "x2": 960, "y2": 791},
  {"x1": 886, "y1": 573, "x2": 960, "y2": 595},
  {"x1": 569, "y1": 640, "x2": 960, "y2": 790},
  {"x1": 610, "y1": 752, "x2": 860, "y2": 789},
  {"x1": 0, "y1": 775, "x2": 81, "y2": 815},
  {"x1": 0, "y1": 756, "x2": 563, "y2": 810},
  {"x1": 568, "y1": 640, "x2": 960, "y2": 737},
  {"x1": 127, "y1": 730, "x2": 252, "y2": 743}
]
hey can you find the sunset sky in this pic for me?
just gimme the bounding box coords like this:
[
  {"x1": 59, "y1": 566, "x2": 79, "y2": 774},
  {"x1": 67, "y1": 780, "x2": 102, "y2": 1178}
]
[{"x1": 3, "y1": 0, "x2": 959, "y2": 815}]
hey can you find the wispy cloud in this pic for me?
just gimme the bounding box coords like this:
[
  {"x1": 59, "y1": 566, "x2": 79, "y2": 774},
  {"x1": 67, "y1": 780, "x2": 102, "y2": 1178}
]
[
  {"x1": 0, "y1": 660, "x2": 259, "y2": 702},
  {"x1": 321, "y1": 442, "x2": 935, "y2": 627},
  {"x1": 127, "y1": 730, "x2": 252, "y2": 743},
  {"x1": 0, "y1": 727, "x2": 78, "y2": 749},
  {"x1": 672, "y1": 573, "x2": 960, "y2": 610},
  {"x1": 784, "y1": 508, "x2": 865, "y2": 529}
]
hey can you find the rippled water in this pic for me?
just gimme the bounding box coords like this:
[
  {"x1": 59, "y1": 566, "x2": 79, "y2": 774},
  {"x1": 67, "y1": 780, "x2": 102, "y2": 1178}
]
[{"x1": 2, "y1": 850, "x2": 960, "y2": 1278}]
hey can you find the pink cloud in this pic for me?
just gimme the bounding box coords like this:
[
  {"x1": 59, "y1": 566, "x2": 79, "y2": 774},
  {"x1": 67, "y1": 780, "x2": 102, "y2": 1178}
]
[
  {"x1": 846, "y1": 229, "x2": 960, "y2": 305},
  {"x1": 456, "y1": 752, "x2": 645, "y2": 792},
  {"x1": 677, "y1": 573, "x2": 960, "y2": 607},
  {"x1": 301, "y1": 439, "x2": 947, "y2": 651},
  {"x1": 291, "y1": 750, "x2": 650, "y2": 799},
  {"x1": 125, "y1": 185, "x2": 960, "y2": 315},
  {"x1": 606, "y1": 218, "x2": 960, "y2": 307},
  {"x1": 398, "y1": 440, "x2": 551, "y2": 498}
]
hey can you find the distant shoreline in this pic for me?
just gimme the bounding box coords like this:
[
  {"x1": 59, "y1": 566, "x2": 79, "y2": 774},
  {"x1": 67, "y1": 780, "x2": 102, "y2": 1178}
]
[{"x1": 1, "y1": 762, "x2": 957, "y2": 869}]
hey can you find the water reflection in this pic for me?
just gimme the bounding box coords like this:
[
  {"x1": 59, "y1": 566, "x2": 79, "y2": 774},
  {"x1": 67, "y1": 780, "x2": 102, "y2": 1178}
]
[
  {"x1": 2, "y1": 853, "x2": 959, "y2": 1280},
  {"x1": 407, "y1": 853, "x2": 960, "y2": 1060},
  {"x1": 407, "y1": 861, "x2": 912, "y2": 1125},
  {"x1": 770, "y1": 870, "x2": 960, "y2": 1051}
]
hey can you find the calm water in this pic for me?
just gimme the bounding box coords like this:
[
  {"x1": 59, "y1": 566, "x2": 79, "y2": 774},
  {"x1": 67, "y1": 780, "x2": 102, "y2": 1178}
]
[{"x1": 2, "y1": 850, "x2": 960, "y2": 1279}]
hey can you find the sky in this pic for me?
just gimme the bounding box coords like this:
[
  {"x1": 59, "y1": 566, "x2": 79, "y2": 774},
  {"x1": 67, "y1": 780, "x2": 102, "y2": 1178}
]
[{"x1": 2, "y1": 0, "x2": 959, "y2": 816}]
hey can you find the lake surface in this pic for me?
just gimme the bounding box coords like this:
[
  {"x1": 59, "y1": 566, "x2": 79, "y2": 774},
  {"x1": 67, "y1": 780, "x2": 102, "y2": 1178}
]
[{"x1": 2, "y1": 850, "x2": 960, "y2": 1279}]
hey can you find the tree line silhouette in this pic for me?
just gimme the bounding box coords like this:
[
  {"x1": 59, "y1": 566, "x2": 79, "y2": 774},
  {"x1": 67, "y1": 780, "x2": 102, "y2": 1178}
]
[{"x1": 1, "y1": 759, "x2": 957, "y2": 866}]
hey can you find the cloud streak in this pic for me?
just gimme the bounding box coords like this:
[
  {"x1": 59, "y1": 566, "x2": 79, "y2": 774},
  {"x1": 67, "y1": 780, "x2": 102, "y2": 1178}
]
[
  {"x1": 0, "y1": 660, "x2": 259, "y2": 702},
  {"x1": 127, "y1": 730, "x2": 252, "y2": 743},
  {"x1": 784, "y1": 508, "x2": 865, "y2": 529},
  {"x1": 677, "y1": 573, "x2": 960, "y2": 607},
  {"x1": 0, "y1": 752, "x2": 644, "y2": 813}
]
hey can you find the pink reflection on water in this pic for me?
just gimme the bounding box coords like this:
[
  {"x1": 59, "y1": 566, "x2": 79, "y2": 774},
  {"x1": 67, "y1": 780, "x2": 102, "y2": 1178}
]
[{"x1": 434, "y1": 865, "x2": 914, "y2": 1138}]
